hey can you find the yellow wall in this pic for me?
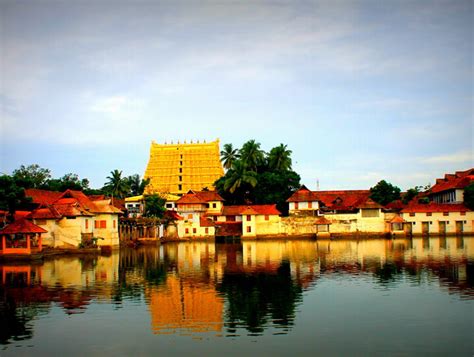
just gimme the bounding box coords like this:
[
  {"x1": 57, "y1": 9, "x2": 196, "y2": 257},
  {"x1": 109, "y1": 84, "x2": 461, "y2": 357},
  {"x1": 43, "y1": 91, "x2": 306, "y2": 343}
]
[
  {"x1": 144, "y1": 140, "x2": 224, "y2": 195},
  {"x1": 401, "y1": 211, "x2": 474, "y2": 235},
  {"x1": 93, "y1": 213, "x2": 120, "y2": 246}
]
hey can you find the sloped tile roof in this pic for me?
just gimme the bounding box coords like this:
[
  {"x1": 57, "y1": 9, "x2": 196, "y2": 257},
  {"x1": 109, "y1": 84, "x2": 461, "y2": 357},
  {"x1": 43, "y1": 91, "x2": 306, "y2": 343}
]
[
  {"x1": 25, "y1": 189, "x2": 62, "y2": 205},
  {"x1": 430, "y1": 168, "x2": 474, "y2": 194},
  {"x1": 29, "y1": 206, "x2": 62, "y2": 220},
  {"x1": 0, "y1": 219, "x2": 48, "y2": 234},
  {"x1": 222, "y1": 204, "x2": 281, "y2": 216},
  {"x1": 401, "y1": 203, "x2": 470, "y2": 213},
  {"x1": 176, "y1": 190, "x2": 224, "y2": 204}
]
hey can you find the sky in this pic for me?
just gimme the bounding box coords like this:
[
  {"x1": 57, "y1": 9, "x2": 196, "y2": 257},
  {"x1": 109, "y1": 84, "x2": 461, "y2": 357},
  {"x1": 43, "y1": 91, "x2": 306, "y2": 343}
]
[{"x1": 1, "y1": 0, "x2": 472, "y2": 191}]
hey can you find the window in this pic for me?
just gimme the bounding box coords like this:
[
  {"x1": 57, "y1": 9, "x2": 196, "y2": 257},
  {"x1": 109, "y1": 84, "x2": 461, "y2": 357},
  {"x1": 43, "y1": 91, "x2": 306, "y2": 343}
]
[
  {"x1": 308, "y1": 201, "x2": 312, "y2": 209},
  {"x1": 95, "y1": 220, "x2": 106, "y2": 229},
  {"x1": 205, "y1": 228, "x2": 209, "y2": 234},
  {"x1": 265, "y1": 215, "x2": 269, "y2": 221},
  {"x1": 461, "y1": 211, "x2": 466, "y2": 216},
  {"x1": 113, "y1": 220, "x2": 116, "y2": 229},
  {"x1": 361, "y1": 209, "x2": 379, "y2": 218},
  {"x1": 247, "y1": 226, "x2": 251, "y2": 233},
  {"x1": 180, "y1": 161, "x2": 183, "y2": 166},
  {"x1": 443, "y1": 212, "x2": 449, "y2": 216},
  {"x1": 246, "y1": 215, "x2": 251, "y2": 221},
  {"x1": 85, "y1": 219, "x2": 89, "y2": 229},
  {"x1": 178, "y1": 184, "x2": 182, "y2": 191},
  {"x1": 179, "y1": 168, "x2": 183, "y2": 173},
  {"x1": 193, "y1": 228, "x2": 197, "y2": 234},
  {"x1": 426, "y1": 212, "x2": 432, "y2": 216},
  {"x1": 166, "y1": 203, "x2": 173, "y2": 208},
  {"x1": 409, "y1": 213, "x2": 415, "y2": 217},
  {"x1": 185, "y1": 228, "x2": 189, "y2": 234},
  {"x1": 212, "y1": 203, "x2": 217, "y2": 208},
  {"x1": 179, "y1": 176, "x2": 182, "y2": 181},
  {"x1": 295, "y1": 202, "x2": 299, "y2": 210}
]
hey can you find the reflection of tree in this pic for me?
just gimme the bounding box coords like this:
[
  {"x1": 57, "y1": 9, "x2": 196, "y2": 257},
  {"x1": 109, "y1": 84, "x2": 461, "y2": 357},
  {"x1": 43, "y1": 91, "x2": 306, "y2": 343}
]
[
  {"x1": 217, "y1": 261, "x2": 302, "y2": 334},
  {"x1": 0, "y1": 290, "x2": 33, "y2": 344},
  {"x1": 115, "y1": 248, "x2": 168, "y2": 304},
  {"x1": 373, "y1": 262, "x2": 403, "y2": 286}
]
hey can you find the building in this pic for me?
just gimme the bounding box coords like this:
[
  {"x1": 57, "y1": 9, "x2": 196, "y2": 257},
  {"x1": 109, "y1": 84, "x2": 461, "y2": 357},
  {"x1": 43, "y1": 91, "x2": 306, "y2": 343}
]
[
  {"x1": 124, "y1": 193, "x2": 180, "y2": 218},
  {"x1": 175, "y1": 190, "x2": 225, "y2": 238},
  {"x1": 400, "y1": 203, "x2": 473, "y2": 235},
  {"x1": 429, "y1": 168, "x2": 474, "y2": 204},
  {"x1": 0, "y1": 219, "x2": 47, "y2": 256},
  {"x1": 144, "y1": 139, "x2": 224, "y2": 196},
  {"x1": 25, "y1": 189, "x2": 122, "y2": 247}
]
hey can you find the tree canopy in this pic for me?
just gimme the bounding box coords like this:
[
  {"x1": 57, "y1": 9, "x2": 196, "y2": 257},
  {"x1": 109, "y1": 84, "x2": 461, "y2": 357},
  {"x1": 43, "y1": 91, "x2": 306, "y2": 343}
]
[
  {"x1": 143, "y1": 194, "x2": 166, "y2": 218},
  {"x1": 370, "y1": 180, "x2": 401, "y2": 206},
  {"x1": 216, "y1": 140, "x2": 300, "y2": 215},
  {"x1": 464, "y1": 182, "x2": 474, "y2": 210}
]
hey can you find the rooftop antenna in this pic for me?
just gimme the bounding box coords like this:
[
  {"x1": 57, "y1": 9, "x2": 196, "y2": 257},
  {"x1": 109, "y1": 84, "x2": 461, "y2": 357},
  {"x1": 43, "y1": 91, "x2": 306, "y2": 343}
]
[{"x1": 316, "y1": 179, "x2": 320, "y2": 191}]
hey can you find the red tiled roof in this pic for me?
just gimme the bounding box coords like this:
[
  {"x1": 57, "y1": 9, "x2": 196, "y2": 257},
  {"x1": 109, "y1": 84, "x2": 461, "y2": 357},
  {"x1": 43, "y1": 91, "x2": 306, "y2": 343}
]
[
  {"x1": 430, "y1": 168, "x2": 474, "y2": 194},
  {"x1": 88, "y1": 195, "x2": 106, "y2": 201},
  {"x1": 385, "y1": 200, "x2": 406, "y2": 210},
  {"x1": 401, "y1": 203, "x2": 470, "y2": 213},
  {"x1": 25, "y1": 189, "x2": 62, "y2": 205},
  {"x1": 54, "y1": 203, "x2": 94, "y2": 217},
  {"x1": 200, "y1": 216, "x2": 215, "y2": 227},
  {"x1": 390, "y1": 216, "x2": 406, "y2": 223},
  {"x1": 287, "y1": 185, "x2": 321, "y2": 202},
  {"x1": 357, "y1": 198, "x2": 383, "y2": 209},
  {"x1": 164, "y1": 210, "x2": 183, "y2": 220},
  {"x1": 0, "y1": 219, "x2": 47, "y2": 234},
  {"x1": 222, "y1": 204, "x2": 281, "y2": 216},
  {"x1": 92, "y1": 200, "x2": 122, "y2": 214},
  {"x1": 176, "y1": 190, "x2": 224, "y2": 204},
  {"x1": 29, "y1": 206, "x2": 62, "y2": 220}
]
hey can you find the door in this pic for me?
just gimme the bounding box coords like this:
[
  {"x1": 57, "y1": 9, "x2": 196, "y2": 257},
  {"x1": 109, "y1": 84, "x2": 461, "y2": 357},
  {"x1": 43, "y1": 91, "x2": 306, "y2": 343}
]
[
  {"x1": 456, "y1": 221, "x2": 463, "y2": 234},
  {"x1": 438, "y1": 221, "x2": 446, "y2": 234},
  {"x1": 404, "y1": 222, "x2": 412, "y2": 234},
  {"x1": 422, "y1": 222, "x2": 429, "y2": 234}
]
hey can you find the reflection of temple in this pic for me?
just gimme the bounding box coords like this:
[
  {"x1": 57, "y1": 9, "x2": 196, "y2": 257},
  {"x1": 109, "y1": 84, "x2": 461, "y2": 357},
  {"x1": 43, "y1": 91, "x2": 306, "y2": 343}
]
[{"x1": 148, "y1": 276, "x2": 223, "y2": 334}]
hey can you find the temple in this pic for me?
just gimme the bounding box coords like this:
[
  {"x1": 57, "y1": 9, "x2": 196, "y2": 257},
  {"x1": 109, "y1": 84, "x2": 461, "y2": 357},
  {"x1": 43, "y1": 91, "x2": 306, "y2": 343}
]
[{"x1": 144, "y1": 139, "x2": 224, "y2": 196}]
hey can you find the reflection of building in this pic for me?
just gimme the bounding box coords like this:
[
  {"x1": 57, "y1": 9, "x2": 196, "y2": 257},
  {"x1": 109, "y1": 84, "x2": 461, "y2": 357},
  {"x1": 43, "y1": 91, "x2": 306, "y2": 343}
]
[
  {"x1": 144, "y1": 140, "x2": 224, "y2": 196},
  {"x1": 148, "y1": 275, "x2": 223, "y2": 334}
]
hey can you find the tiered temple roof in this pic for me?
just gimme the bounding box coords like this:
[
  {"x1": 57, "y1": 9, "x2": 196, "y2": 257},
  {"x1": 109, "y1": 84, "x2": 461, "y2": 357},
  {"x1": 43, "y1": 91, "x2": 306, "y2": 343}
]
[{"x1": 144, "y1": 139, "x2": 224, "y2": 196}]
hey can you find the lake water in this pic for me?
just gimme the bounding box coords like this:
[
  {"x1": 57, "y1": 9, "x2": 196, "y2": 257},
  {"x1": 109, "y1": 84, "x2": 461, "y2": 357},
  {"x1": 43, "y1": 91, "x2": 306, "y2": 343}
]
[{"x1": 1, "y1": 237, "x2": 473, "y2": 356}]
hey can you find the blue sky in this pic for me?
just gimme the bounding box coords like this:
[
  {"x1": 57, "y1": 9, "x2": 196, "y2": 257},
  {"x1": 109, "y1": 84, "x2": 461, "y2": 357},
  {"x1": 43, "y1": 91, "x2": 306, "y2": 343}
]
[{"x1": 1, "y1": 0, "x2": 472, "y2": 190}]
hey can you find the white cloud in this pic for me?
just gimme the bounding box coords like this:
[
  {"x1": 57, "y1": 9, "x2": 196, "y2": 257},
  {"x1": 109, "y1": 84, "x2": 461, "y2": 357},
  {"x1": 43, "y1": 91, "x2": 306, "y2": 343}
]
[{"x1": 423, "y1": 150, "x2": 473, "y2": 164}]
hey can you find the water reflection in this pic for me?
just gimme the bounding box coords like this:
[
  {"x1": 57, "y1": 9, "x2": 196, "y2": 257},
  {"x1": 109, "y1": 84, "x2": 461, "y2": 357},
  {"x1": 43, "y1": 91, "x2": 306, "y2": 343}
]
[{"x1": 0, "y1": 237, "x2": 473, "y2": 345}]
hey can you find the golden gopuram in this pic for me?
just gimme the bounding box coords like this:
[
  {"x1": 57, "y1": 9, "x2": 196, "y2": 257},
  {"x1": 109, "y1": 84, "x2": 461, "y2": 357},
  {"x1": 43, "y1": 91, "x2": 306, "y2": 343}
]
[{"x1": 144, "y1": 139, "x2": 224, "y2": 196}]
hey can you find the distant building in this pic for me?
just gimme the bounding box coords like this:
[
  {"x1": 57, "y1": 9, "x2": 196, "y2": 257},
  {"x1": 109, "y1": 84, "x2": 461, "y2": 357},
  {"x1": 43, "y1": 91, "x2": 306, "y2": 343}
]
[
  {"x1": 429, "y1": 168, "x2": 474, "y2": 204},
  {"x1": 144, "y1": 139, "x2": 224, "y2": 196}
]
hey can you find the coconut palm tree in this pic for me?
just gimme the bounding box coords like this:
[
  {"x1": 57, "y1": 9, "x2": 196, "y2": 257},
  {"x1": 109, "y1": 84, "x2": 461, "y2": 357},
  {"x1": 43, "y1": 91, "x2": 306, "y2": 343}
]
[
  {"x1": 220, "y1": 143, "x2": 240, "y2": 170},
  {"x1": 268, "y1": 144, "x2": 292, "y2": 171},
  {"x1": 224, "y1": 161, "x2": 258, "y2": 194},
  {"x1": 239, "y1": 140, "x2": 265, "y2": 172},
  {"x1": 104, "y1": 169, "x2": 130, "y2": 200}
]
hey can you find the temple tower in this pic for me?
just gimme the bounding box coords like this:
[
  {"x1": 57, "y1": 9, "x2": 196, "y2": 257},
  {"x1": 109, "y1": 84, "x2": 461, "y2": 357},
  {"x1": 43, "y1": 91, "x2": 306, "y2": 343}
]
[{"x1": 144, "y1": 139, "x2": 224, "y2": 196}]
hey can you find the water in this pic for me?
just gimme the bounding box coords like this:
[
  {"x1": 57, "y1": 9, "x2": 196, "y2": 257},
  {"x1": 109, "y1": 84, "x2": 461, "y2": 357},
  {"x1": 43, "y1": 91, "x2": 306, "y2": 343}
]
[{"x1": 1, "y1": 237, "x2": 473, "y2": 356}]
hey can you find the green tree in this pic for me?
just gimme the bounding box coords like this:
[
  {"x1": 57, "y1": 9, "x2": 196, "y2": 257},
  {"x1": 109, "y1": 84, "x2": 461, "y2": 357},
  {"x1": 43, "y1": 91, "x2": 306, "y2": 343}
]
[
  {"x1": 464, "y1": 182, "x2": 474, "y2": 210},
  {"x1": 143, "y1": 194, "x2": 166, "y2": 218},
  {"x1": 268, "y1": 144, "x2": 292, "y2": 171},
  {"x1": 370, "y1": 180, "x2": 401, "y2": 206},
  {"x1": 0, "y1": 175, "x2": 32, "y2": 222},
  {"x1": 126, "y1": 174, "x2": 150, "y2": 196},
  {"x1": 12, "y1": 164, "x2": 51, "y2": 188},
  {"x1": 240, "y1": 140, "x2": 265, "y2": 172},
  {"x1": 103, "y1": 170, "x2": 130, "y2": 200},
  {"x1": 224, "y1": 161, "x2": 258, "y2": 194},
  {"x1": 220, "y1": 143, "x2": 240, "y2": 170},
  {"x1": 402, "y1": 186, "x2": 423, "y2": 205}
]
